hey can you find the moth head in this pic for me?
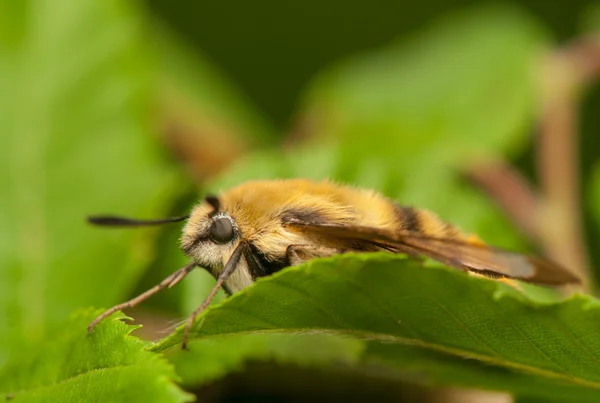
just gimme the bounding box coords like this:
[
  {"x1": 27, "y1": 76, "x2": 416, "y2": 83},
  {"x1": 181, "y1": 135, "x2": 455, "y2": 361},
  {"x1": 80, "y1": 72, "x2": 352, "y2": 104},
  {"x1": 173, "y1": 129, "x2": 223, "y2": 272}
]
[{"x1": 181, "y1": 196, "x2": 240, "y2": 272}]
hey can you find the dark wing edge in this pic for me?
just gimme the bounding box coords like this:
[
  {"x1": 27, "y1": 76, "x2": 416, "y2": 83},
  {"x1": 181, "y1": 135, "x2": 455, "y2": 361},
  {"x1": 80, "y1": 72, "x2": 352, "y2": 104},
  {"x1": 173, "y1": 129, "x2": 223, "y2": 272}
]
[{"x1": 283, "y1": 220, "x2": 580, "y2": 285}]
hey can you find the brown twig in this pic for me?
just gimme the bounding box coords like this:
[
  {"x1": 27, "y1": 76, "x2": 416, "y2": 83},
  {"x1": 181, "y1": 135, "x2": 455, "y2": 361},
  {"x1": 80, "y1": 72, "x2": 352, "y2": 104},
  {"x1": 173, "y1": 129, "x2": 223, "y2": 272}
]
[
  {"x1": 465, "y1": 158, "x2": 541, "y2": 243},
  {"x1": 560, "y1": 33, "x2": 600, "y2": 83},
  {"x1": 536, "y1": 34, "x2": 600, "y2": 291},
  {"x1": 159, "y1": 84, "x2": 250, "y2": 184},
  {"x1": 467, "y1": 33, "x2": 600, "y2": 293},
  {"x1": 458, "y1": 37, "x2": 600, "y2": 403}
]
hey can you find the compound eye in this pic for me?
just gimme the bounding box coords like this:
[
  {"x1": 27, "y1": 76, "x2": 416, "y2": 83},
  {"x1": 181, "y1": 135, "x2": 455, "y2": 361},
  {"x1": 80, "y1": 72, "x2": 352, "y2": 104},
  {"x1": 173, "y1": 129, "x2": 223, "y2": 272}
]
[{"x1": 210, "y1": 217, "x2": 234, "y2": 244}]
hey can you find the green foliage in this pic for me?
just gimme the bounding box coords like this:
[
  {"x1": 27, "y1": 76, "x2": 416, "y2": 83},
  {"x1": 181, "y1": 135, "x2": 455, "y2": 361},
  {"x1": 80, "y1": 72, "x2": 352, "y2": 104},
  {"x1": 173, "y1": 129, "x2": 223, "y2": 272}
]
[
  {"x1": 302, "y1": 4, "x2": 547, "y2": 167},
  {"x1": 0, "y1": 0, "x2": 182, "y2": 366},
  {"x1": 2, "y1": 0, "x2": 599, "y2": 402},
  {"x1": 0, "y1": 310, "x2": 192, "y2": 402},
  {"x1": 167, "y1": 333, "x2": 364, "y2": 387},
  {"x1": 579, "y1": 2, "x2": 600, "y2": 32},
  {"x1": 153, "y1": 254, "x2": 600, "y2": 401}
]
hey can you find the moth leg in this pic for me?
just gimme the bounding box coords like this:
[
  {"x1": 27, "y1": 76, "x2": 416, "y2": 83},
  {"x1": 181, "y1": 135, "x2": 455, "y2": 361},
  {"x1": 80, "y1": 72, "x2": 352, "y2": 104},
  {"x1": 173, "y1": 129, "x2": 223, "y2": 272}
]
[
  {"x1": 88, "y1": 262, "x2": 197, "y2": 333},
  {"x1": 182, "y1": 242, "x2": 245, "y2": 349},
  {"x1": 286, "y1": 244, "x2": 346, "y2": 266}
]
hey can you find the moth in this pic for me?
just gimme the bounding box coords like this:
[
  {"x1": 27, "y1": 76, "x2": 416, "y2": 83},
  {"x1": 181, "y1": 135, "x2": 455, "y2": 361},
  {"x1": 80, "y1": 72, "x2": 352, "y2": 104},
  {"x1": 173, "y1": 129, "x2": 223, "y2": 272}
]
[{"x1": 87, "y1": 179, "x2": 579, "y2": 348}]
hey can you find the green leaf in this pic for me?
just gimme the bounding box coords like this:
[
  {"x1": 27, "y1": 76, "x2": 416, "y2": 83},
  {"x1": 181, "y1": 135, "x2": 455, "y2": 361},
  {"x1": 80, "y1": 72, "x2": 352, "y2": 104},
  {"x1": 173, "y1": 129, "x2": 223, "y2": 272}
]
[
  {"x1": 153, "y1": 254, "x2": 600, "y2": 400},
  {"x1": 364, "y1": 343, "x2": 597, "y2": 403},
  {"x1": 167, "y1": 333, "x2": 364, "y2": 387},
  {"x1": 302, "y1": 4, "x2": 548, "y2": 166},
  {"x1": 590, "y1": 163, "x2": 600, "y2": 232},
  {"x1": 0, "y1": 0, "x2": 181, "y2": 364},
  {"x1": 0, "y1": 309, "x2": 192, "y2": 402},
  {"x1": 579, "y1": 2, "x2": 600, "y2": 32}
]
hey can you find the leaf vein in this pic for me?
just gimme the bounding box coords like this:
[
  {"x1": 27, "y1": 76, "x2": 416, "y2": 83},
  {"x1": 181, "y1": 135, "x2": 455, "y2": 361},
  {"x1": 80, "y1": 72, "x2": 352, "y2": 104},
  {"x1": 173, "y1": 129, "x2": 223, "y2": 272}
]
[{"x1": 182, "y1": 327, "x2": 600, "y2": 391}]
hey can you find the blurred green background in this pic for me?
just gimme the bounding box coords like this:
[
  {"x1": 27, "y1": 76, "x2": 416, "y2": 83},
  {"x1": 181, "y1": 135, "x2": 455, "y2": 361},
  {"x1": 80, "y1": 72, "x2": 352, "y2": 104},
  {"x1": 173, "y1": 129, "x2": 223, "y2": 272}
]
[
  {"x1": 1, "y1": 0, "x2": 600, "y2": 401},
  {"x1": 148, "y1": 0, "x2": 595, "y2": 129}
]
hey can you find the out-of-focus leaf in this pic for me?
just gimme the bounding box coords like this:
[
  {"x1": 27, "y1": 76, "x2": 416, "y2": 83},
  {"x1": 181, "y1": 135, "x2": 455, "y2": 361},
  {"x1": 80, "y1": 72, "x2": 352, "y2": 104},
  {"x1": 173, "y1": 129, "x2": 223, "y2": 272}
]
[
  {"x1": 153, "y1": 254, "x2": 600, "y2": 400},
  {"x1": 515, "y1": 396, "x2": 569, "y2": 403},
  {"x1": 589, "y1": 163, "x2": 600, "y2": 246},
  {"x1": 301, "y1": 4, "x2": 548, "y2": 168},
  {"x1": 155, "y1": 22, "x2": 274, "y2": 142},
  {"x1": 153, "y1": 22, "x2": 275, "y2": 179},
  {"x1": 0, "y1": 310, "x2": 192, "y2": 402},
  {"x1": 167, "y1": 333, "x2": 363, "y2": 387},
  {"x1": 579, "y1": 3, "x2": 600, "y2": 32},
  {"x1": 0, "y1": 0, "x2": 181, "y2": 365},
  {"x1": 364, "y1": 342, "x2": 598, "y2": 403}
]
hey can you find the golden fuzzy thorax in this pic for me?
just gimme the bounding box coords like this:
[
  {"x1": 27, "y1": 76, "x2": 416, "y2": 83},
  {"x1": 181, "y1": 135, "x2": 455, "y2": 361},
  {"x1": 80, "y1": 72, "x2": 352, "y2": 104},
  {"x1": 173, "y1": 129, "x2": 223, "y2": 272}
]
[{"x1": 180, "y1": 179, "x2": 468, "y2": 293}]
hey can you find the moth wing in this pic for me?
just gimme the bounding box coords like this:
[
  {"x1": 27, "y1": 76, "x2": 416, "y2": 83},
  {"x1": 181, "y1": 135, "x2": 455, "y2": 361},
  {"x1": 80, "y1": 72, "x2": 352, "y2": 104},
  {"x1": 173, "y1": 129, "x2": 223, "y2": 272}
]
[{"x1": 283, "y1": 220, "x2": 579, "y2": 285}]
